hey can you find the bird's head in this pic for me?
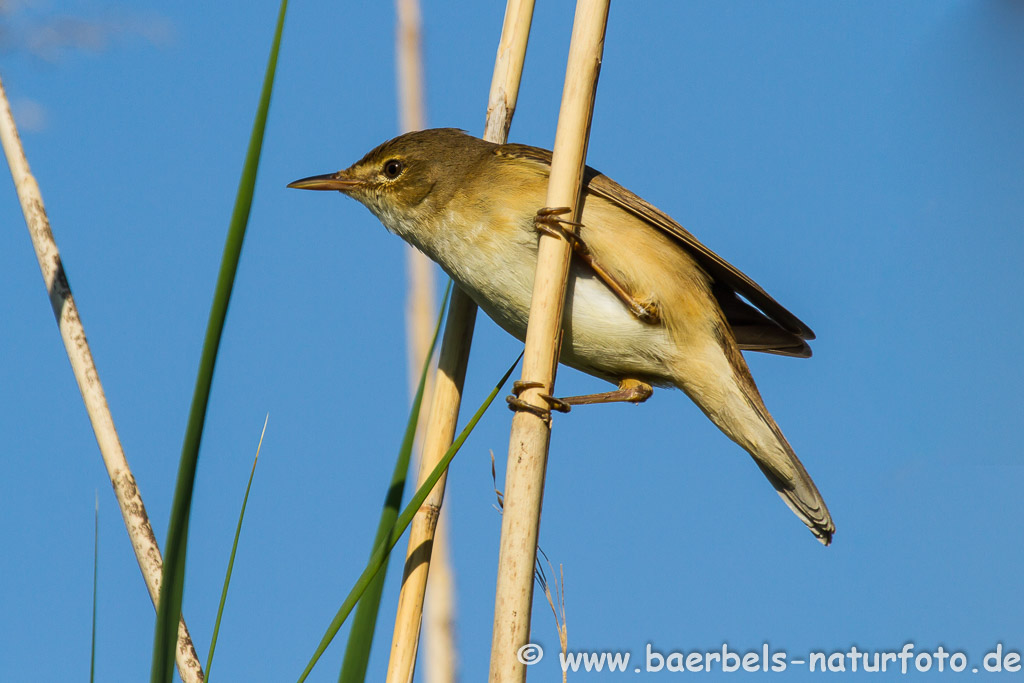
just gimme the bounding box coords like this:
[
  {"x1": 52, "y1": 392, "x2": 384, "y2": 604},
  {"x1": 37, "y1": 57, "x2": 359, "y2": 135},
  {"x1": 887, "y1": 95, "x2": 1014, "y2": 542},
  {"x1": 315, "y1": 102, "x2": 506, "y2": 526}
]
[{"x1": 288, "y1": 128, "x2": 492, "y2": 237}]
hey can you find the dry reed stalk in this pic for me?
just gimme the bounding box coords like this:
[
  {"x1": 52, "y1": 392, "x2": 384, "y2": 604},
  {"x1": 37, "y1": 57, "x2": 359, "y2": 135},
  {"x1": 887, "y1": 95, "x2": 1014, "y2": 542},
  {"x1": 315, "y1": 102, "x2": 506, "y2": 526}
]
[
  {"x1": 0, "y1": 76, "x2": 205, "y2": 683},
  {"x1": 488, "y1": 1, "x2": 609, "y2": 680},
  {"x1": 397, "y1": 0, "x2": 439, "y2": 403},
  {"x1": 422, "y1": 509, "x2": 457, "y2": 683},
  {"x1": 385, "y1": 2, "x2": 537, "y2": 681},
  {"x1": 385, "y1": 291, "x2": 475, "y2": 683},
  {"x1": 395, "y1": 0, "x2": 456, "y2": 681}
]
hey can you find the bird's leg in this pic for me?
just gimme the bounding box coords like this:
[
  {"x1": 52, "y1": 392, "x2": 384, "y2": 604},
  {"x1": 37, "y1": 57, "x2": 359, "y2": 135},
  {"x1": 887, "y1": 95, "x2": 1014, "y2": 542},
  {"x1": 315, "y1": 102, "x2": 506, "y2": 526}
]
[
  {"x1": 559, "y1": 378, "x2": 654, "y2": 407},
  {"x1": 507, "y1": 375, "x2": 653, "y2": 417},
  {"x1": 534, "y1": 207, "x2": 661, "y2": 324}
]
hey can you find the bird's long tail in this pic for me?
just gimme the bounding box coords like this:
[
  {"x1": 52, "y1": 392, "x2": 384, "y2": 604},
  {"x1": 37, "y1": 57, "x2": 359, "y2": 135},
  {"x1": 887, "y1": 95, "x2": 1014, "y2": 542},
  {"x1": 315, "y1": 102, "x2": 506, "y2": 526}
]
[
  {"x1": 747, "y1": 414, "x2": 835, "y2": 545},
  {"x1": 672, "y1": 339, "x2": 835, "y2": 545}
]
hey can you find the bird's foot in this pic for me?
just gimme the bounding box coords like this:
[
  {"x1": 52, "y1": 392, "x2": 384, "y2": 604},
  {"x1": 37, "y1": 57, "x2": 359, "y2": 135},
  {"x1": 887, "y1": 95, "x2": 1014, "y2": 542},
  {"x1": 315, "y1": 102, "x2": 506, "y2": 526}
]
[
  {"x1": 507, "y1": 378, "x2": 654, "y2": 420},
  {"x1": 533, "y1": 207, "x2": 661, "y2": 325},
  {"x1": 506, "y1": 380, "x2": 572, "y2": 421},
  {"x1": 533, "y1": 206, "x2": 586, "y2": 250}
]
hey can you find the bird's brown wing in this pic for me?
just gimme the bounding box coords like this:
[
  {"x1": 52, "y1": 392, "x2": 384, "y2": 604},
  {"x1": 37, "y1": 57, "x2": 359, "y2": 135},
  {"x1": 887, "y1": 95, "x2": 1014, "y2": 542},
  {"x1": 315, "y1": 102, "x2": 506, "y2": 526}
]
[
  {"x1": 713, "y1": 285, "x2": 812, "y2": 357},
  {"x1": 497, "y1": 143, "x2": 816, "y2": 350}
]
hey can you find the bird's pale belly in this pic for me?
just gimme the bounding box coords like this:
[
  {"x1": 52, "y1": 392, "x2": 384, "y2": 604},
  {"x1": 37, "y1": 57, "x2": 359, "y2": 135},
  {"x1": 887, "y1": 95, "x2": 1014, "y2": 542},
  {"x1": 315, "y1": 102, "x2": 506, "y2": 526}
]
[{"x1": 439, "y1": 230, "x2": 678, "y2": 386}]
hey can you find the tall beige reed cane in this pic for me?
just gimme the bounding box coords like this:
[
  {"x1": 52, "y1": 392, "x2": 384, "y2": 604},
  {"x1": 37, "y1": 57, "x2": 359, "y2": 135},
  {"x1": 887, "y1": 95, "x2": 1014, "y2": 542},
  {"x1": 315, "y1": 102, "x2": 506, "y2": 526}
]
[
  {"x1": 0, "y1": 76, "x2": 205, "y2": 683},
  {"x1": 385, "y1": 2, "x2": 537, "y2": 681},
  {"x1": 394, "y1": 0, "x2": 456, "y2": 681},
  {"x1": 488, "y1": 1, "x2": 609, "y2": 680}
]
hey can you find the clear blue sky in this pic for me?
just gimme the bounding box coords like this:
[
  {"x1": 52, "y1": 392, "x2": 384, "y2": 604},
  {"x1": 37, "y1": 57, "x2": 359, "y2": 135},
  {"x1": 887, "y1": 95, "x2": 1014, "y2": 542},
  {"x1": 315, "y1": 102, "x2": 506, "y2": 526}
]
[{"x1": 2, "y1": 1, "x2": 1022, "y2": 680}]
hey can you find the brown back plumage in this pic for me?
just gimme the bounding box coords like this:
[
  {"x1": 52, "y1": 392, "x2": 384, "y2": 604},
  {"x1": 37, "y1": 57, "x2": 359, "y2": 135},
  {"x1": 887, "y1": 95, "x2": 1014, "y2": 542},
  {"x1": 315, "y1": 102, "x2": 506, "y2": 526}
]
[{"x1": 496, "y1": 142, "x2": 815, "y2": 358}]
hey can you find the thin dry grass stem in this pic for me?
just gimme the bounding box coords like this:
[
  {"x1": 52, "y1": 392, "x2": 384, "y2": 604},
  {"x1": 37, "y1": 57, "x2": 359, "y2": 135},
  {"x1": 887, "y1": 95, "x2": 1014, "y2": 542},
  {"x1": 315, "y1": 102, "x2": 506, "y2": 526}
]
[
  {"x1": 490, "y1": 451, "x2": 504, "y2": 512},
  {"x1": 492, "y1": 456, "x2": 568, "y2": 681},
  {"x1": 488, "y1": 2, "x2": 609, "y2": 680},
  {"x1": 492, "y1": 457, "x2": 568, "y2": 679},
  {"x1": 535, "y1": 551, "x2": 568, "y2": 683},
  {"x1": 0, "y1": 76, "x2": 205, "y2": 683},
  {"x1": 385, "y1": 2, "x2": 536, "y2": 682}
]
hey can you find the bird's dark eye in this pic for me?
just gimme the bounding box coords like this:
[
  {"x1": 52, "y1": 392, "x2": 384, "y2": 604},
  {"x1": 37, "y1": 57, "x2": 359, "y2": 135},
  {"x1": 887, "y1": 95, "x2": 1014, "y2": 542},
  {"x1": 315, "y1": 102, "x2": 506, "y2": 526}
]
[{"x1": 382, "y1": 159, "x2": 404, "y2": 179}]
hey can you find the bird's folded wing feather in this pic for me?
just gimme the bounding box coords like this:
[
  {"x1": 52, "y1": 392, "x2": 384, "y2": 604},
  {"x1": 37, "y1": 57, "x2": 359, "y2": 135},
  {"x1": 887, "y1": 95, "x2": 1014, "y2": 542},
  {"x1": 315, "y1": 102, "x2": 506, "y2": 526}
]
[{"x1": 497, "y1": 143, "x2": 815, "y2": 346}]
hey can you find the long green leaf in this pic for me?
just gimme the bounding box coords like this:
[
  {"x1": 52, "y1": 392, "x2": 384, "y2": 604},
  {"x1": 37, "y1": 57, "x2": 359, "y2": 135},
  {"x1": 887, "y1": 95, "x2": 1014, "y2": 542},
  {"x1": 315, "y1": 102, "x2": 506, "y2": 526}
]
[
  {"x1": 205, "y1": 415, "x2": 270, "y2": 683},
  {"x1": 150, "y1": 3, "x2": 288, "y2": 681},
  {"x1": 298, "y1": 354, "x2": 521, "y2": 683},
  {"x1": 339, "y1": 283, "x2": 451, "y2": 683},
  {"x1": 90, "y1": 492, "x2": 98, "y2": 683}
]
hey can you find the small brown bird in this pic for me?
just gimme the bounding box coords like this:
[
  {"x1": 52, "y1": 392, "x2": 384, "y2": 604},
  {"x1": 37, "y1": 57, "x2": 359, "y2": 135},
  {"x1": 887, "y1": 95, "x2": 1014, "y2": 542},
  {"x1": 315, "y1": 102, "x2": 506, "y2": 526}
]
[{"x1": 290, "y1": 128, "x2": 834, "y2": 544}]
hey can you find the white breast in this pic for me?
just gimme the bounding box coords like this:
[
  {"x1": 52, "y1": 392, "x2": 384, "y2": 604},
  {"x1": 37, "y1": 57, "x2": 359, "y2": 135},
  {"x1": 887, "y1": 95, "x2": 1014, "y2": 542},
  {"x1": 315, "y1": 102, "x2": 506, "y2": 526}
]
[{"x1": 412, "y1": 212, "x2": 677, "y2": 385}]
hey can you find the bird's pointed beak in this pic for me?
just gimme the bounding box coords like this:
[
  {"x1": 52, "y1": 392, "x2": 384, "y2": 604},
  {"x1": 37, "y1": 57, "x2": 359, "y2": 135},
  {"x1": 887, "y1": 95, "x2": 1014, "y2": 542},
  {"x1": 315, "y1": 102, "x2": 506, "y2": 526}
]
[{"x1": 287, "y1": 171, "x2": 360, "y2": 192}]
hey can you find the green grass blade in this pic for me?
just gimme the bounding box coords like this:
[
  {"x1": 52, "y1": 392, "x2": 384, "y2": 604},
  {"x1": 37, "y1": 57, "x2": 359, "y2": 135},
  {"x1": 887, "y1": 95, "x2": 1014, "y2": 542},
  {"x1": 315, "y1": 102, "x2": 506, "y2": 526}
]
[
  {"x1": 205, "y1": 415, "x2": 270, "y2": 683},
  {"x1": 298, "y1": 354, "x2": 521, "y2": 683},
  {"x1": 338, "y1": 283, "x2": 451, "y2": 683},
  {"x1": 150, "y1": 3, "x2": 288, "y2": 682},
  {"x1": 90, "y1": 491, "x2": 98, "y2": 683}
]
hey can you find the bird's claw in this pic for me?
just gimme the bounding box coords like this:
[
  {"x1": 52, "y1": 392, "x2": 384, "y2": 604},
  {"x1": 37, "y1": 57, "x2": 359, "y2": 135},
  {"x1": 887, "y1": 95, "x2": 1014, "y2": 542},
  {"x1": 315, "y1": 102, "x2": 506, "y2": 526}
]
[
  {"x1": 506, "y1": 380, "x2": 572, "y2": 420},
  {"x1": 633, "y1": 299, "x2": 661, "y2": 324},
  {"x1": 533, "y1": 207, "x2": 659, "y2": 325},
  {"x1": 534, "y1": 207, "x2": 587, "y2": 252}
]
